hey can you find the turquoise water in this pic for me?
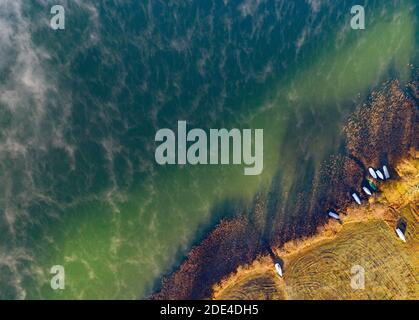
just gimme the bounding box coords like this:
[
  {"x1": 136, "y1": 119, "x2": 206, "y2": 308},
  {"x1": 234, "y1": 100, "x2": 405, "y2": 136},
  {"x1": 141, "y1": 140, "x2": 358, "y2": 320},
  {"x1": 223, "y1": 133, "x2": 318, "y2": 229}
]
[{"x1": 0, "y1": 0, "x2": 417, "y2": 299}]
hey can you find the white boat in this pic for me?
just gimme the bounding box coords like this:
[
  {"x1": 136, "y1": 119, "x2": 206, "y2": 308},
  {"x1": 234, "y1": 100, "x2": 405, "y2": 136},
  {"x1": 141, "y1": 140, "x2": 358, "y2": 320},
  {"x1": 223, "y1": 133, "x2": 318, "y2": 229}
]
[
  {"x1": 376, "y1": 170, "x2": 384, "y2": 180},
  {"x1": 274, "y1": 263, "x2": 283, "y2": 277},
  {"x1": 395, "y1": 228, "x2": 406, "y2": 242},
  {"x1": 352, "y1": 193, "x2": 361, "y2": 205},
  {"x1": 328, "y1": 211, "x2": 340, "y2": 220},
  {"x1": 362, "y1": 186, "x2": 372, "y2": 196},
  {"x1": 383, "y1": 165, "x2": 390, "y2": 179},
  {"x1": 369, "y1": 168, "x2": 377, "y2": 179}
]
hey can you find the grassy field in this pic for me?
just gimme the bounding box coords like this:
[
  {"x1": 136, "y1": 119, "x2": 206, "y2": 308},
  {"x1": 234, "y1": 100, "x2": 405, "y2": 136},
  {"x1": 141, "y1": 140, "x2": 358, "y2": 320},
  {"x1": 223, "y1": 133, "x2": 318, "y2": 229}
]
[{"x1": 213, "y1": 153, "x2": 418, "y2": 300}]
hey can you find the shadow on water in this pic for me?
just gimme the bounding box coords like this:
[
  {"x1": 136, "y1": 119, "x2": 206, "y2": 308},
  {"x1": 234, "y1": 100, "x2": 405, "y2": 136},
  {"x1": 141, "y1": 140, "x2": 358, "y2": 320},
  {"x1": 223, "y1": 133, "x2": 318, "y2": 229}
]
[
  {"x1": 259, "y1": 171, "x2": 283, "y2": 247},
  {"x1": 347, "y1": 154, "x2": 367, "y2": 174},
  {"x1": 397, "y1": 218, "x2": 407, "y2": 234},
  {"x1": 266, "y1": 247, "x2": 284, "y2": 270},
  {"x1": 150, "y1": 70, "x2": 418, "y2": 299}
]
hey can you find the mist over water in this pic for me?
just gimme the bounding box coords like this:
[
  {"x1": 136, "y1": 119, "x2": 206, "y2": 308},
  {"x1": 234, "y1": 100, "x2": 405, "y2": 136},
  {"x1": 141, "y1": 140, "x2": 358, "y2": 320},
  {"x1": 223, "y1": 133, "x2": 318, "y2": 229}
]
[{"x1": 0, "y1": 0, "x2": 417, "y2": 299}]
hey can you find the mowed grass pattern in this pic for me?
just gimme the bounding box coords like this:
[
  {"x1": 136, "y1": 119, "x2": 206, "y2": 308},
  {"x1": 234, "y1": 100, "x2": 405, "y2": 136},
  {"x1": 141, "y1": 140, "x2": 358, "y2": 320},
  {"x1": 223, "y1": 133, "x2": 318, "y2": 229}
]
[
  {"x1": 215, "y1": 207, "x2": 418, "y2": 300},
  {"x1": 284, "y1": 207, "x2": 417, "y2": 300},
  {"x1": 214, "y1": 155, "x2": 418, "y2": 300}
]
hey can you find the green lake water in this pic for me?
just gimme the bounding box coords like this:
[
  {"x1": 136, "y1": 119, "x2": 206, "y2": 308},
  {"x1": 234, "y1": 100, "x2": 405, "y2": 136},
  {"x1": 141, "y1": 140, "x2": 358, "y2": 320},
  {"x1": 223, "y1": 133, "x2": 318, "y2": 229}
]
[{"x1": 0, "y1": 0, "x2": 417, "y2": 299}]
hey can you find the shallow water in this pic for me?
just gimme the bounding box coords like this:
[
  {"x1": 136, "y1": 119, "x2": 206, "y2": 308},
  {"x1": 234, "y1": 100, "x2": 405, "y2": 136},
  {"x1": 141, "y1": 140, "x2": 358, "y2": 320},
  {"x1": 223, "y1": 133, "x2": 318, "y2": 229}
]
[{"x1": 0, "y1": 0, "x2": 417, "y2": 299}]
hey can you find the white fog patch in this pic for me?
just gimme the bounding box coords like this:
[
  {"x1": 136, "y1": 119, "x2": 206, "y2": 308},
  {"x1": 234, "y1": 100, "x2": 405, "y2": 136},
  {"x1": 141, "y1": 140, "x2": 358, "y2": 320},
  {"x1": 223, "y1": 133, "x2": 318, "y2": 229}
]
[
  {"x1": 0, "y1": 1, "x2": 53, "y2": 244},
  {"x1": 307, "y1": 0, "x2": 322, "y2": 14},
  {"x1": 238, "y1": 0, "x2": 264, "y2": 18},
  {"x1": 0, "y1": 2, "x2": 86, "y2": 298},
  {"x1": 0, "y1": 246, "x2": 36, "y2": 299},
  {"x1": 0, "y1": 0, "x2": 102, "y2": 232},
  {"x1": 296, "y1": 28, "x2": 308, "y2": 52},
  {"x1": 0, "y1": 1, "x2": 49, "y2": 116}
]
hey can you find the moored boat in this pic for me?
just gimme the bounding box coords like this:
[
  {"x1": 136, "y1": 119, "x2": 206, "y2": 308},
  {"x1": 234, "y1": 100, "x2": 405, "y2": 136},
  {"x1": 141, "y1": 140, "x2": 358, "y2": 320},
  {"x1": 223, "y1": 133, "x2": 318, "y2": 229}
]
[
  {"x1": 362, "y1": 186, "x2": 372, "y2": 196},
  {"x1": 328, "y1": 211, "x2": 341, "y2": 220},
  {"x1": 274, "y1": 263, "x2": 283, "y2": 277},
  {"x1": 383, "y1": 165, "x2": 390, "y2": 179},
  {"x1": 395, "y1": 228, "x2": 406, "y2": 242},
  {"x1": 376, "y1": 169, "x2": 384, "y2": 180},
  {"x1": 352, "y1": 192, "x2": 361, "y2": 205},
  {"x1": 367, "y1": 179, "x2": 378, "y2": 191},
  {"x1": 368, "y1": 167, "x2": 377, "y2": 179}
]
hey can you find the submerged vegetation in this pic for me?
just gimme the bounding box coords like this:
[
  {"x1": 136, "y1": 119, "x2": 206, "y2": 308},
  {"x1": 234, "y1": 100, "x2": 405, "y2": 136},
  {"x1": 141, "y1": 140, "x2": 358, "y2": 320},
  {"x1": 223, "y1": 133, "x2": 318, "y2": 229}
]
[{"x1": 155, "y1": 75, "x2": 418, "y2": 299}]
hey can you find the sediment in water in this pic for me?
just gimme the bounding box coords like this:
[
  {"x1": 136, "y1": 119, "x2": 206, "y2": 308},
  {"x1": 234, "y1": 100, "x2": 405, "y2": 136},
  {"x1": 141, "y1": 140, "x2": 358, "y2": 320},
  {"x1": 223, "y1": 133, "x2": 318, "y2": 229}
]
[{"x1": 152, "y1": 74, "x2": 418, "y2": 300}]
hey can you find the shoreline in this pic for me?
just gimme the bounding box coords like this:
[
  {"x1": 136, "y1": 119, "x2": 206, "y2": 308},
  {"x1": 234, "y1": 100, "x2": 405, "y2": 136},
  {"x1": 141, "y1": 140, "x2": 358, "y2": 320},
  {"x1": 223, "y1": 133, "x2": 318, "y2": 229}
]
[
  {"x1": 213, "y1": 151, "x2": 418, "y2": 299},
  {"x1": 152, "y1": 75, "x2": 418, "y2": 300}
]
